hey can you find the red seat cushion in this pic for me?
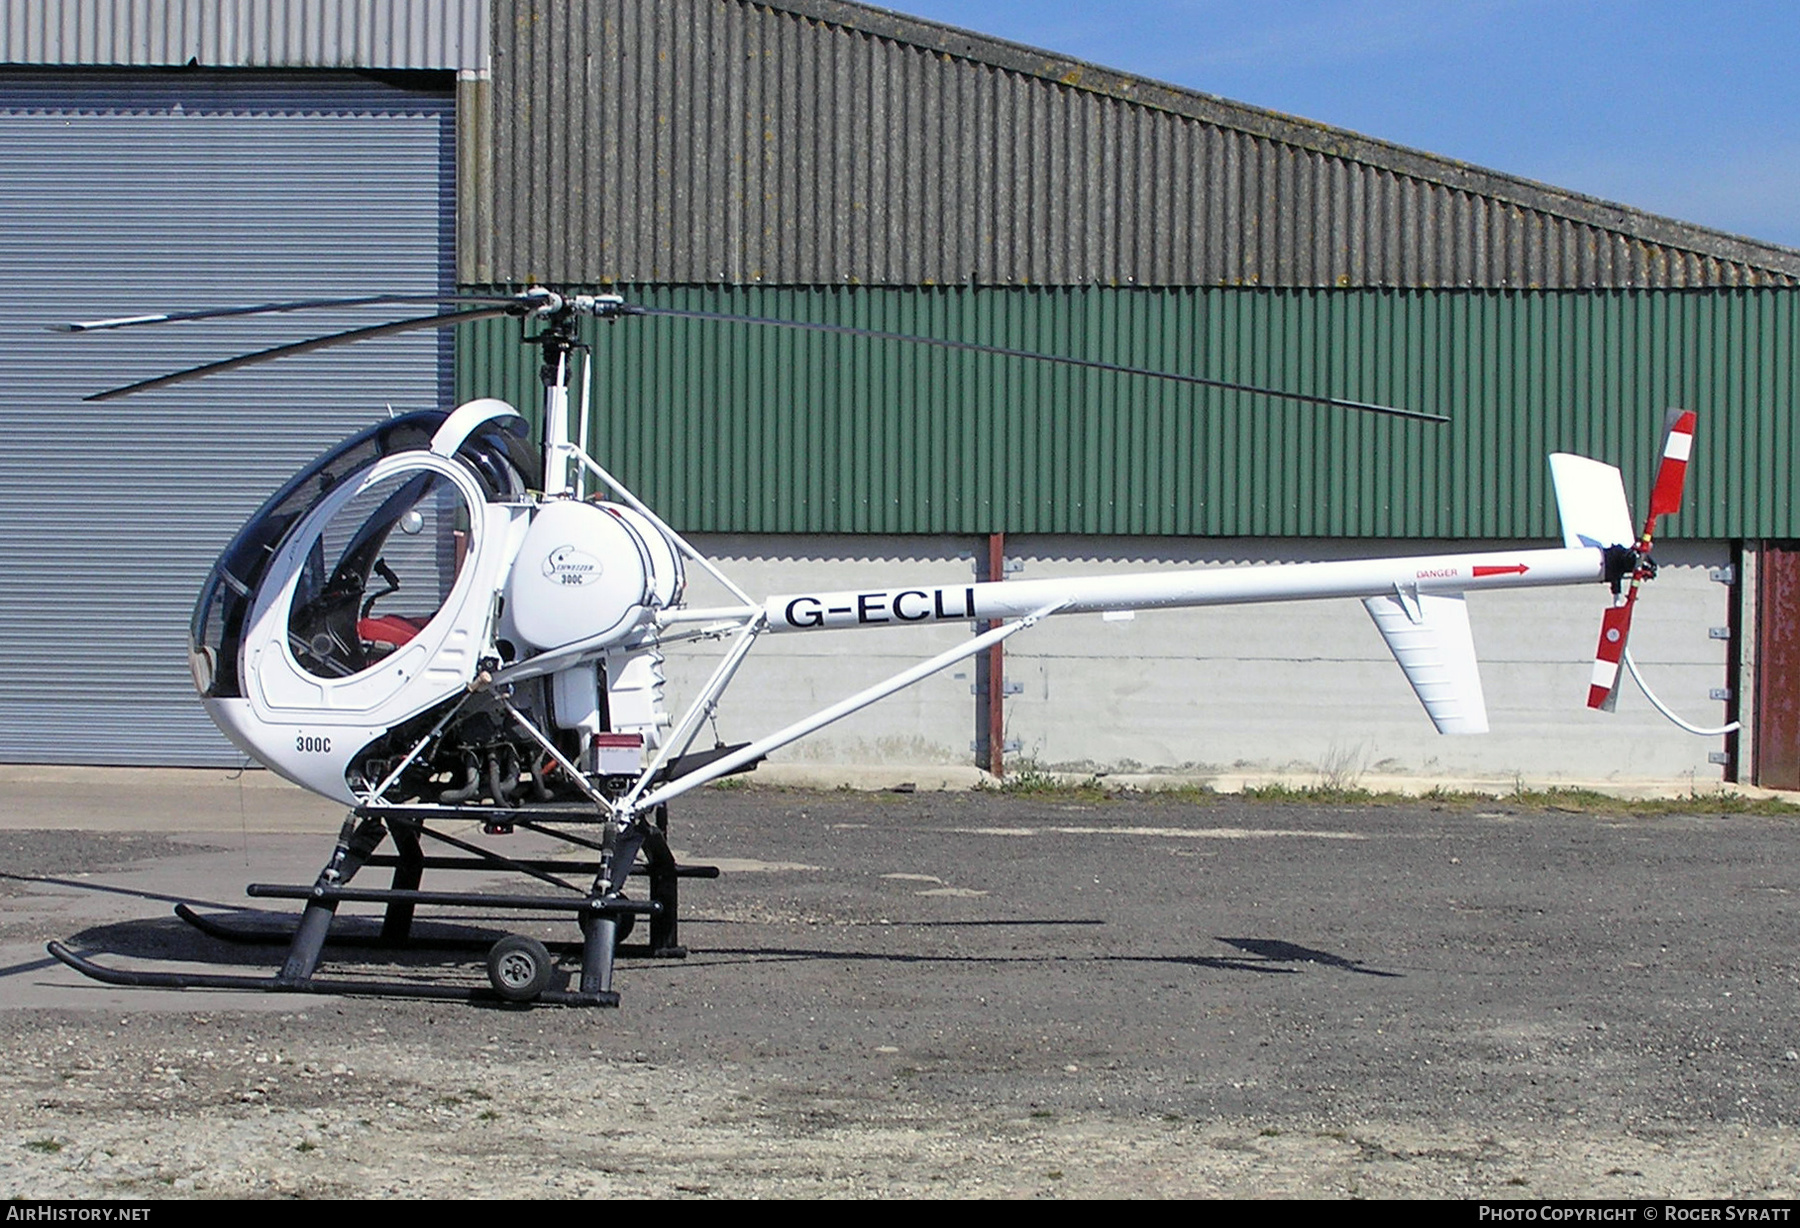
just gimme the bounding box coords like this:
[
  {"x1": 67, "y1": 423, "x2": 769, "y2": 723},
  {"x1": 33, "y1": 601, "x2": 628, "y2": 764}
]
[{"x1": 358, "y1": 614, "x2": 428, "y2": 647}]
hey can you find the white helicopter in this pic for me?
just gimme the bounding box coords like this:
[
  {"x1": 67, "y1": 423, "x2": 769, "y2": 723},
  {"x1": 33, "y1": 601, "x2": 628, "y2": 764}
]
[{"x1": 48, "y1": 287, "x2": 1697, "y2": 1007}]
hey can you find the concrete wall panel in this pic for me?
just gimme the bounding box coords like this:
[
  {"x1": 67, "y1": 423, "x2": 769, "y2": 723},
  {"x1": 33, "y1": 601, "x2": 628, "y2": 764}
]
[
  {"x1": 659, "y1": 534, "x2": 1734, "y2": 789},
  {"x1": 667, "y1": 536, "x2": 983, "y2": 769},
  {"x1": 1003, "y1": 537, "x2": 1730, "y2": 787}
]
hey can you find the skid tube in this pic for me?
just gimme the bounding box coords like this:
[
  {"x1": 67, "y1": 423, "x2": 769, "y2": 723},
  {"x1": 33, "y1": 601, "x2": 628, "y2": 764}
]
[{"x1": 48, "y1": 801, "x2": 720, "y2": 1008}]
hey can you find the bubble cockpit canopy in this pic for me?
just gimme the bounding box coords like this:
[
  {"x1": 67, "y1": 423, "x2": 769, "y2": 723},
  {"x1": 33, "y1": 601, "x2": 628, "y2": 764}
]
[{"x1": 189, "y1": 407, "x2": 537, "y2": 699}]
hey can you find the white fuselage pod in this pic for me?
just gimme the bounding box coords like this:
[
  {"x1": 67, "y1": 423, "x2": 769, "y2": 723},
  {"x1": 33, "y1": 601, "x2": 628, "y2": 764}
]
[
  {"x1": 761, "y1": 546, "x2": 1606, "y2": 633},
  {"x1": 211, "y1": 451, "x2": 524, "y2": 803}
]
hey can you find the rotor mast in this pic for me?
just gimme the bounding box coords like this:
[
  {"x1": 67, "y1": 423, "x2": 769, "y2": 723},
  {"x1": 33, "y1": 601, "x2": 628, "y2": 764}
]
[
  {"x1": 529, "y1": 293, "x2": 580, "y2": 497},
  {"x1": 522, "y1": 290, "x2": 634, "y2": 497}
]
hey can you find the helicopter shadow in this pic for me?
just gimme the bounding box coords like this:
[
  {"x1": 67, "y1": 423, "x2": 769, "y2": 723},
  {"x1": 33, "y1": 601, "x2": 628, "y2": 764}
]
[
  {"x1": 37, "y1": 906, "x2": 567, "y2": 983},
  {"x1": 1209, "y1": 936, "x2": 1402, "y2": 978},
  {"x1": 678, "y1": 926, "x2": 1400, "y2": 979},
  {"x1": 16, "y1": 873, "x2": 1401, "y2": 996},
  {"x1": 1, "y1": 870, "x2": 246, "y2": 914},
  {"x1": 8, "y1": 870, "x2": 574, "y2": 959}
]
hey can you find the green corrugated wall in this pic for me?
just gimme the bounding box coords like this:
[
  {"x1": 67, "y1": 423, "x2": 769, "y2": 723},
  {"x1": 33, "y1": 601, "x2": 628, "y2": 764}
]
[{"x1": 455, "y1": 286, "x2": 1798, "y2": 539}]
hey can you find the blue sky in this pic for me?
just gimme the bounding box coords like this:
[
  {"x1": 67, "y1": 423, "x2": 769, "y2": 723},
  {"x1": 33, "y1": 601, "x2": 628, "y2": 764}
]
[{"x1": 882, "y1": 0, "x2": 1800, "y2": 250}]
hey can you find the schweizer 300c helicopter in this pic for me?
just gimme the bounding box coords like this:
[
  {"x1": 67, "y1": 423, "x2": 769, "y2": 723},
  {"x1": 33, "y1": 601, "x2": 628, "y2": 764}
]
[{"x1": 48, "y1": 287, "x2": 1702, "y2": 1007}]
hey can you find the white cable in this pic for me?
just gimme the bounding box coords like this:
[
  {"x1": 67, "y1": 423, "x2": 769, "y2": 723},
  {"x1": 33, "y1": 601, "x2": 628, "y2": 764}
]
[{"x1": 1621, "y1": 648, "x2": 1740, "y2": 737}]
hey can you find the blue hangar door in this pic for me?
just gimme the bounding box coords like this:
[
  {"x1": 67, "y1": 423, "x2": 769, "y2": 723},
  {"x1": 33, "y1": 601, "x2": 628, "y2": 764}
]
[{"x1": 0, "y1": 72, "x2": 455, "y2": 766}]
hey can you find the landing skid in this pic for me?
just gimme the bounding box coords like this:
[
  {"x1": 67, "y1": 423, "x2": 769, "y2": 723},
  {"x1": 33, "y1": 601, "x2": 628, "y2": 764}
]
[
  {"x1": 48, "y1": 802, "x2": 720, "y2": 1008},
  {"x1": 46, "y1": 940, "x2": 622, "y2": 1006}
]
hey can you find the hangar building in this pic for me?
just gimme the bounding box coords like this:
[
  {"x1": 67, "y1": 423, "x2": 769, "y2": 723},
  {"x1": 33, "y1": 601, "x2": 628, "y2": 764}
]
[{"x1": 4, "y1": 0, "x2": 1798, "y2": 791}]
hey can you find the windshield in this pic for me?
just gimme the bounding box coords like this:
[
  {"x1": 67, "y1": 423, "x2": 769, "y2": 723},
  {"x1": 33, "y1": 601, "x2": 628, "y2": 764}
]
[
  {"x1": 189, "y1": 409, "x2": 534, "y2": 699},
  {"x1": 286, "y1": 469, "x2": 469, "y2": 679}
]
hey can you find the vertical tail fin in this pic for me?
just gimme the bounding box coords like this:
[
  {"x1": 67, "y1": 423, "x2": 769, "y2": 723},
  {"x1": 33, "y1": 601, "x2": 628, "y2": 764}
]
[{"x1": 1548, "y1": 453, "x2": 1633, "y2": 551}]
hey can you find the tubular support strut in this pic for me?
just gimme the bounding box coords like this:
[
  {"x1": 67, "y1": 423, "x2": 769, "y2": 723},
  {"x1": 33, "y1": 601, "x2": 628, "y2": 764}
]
[{"x1": 50, "y1": 802, "x2": 719, "y2": 1008}]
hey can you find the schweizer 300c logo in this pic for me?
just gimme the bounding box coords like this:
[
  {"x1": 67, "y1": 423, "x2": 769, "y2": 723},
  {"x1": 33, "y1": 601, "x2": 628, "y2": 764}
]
[{"x1": 543, "y1": 545, "x2": 602, "y2": 587}]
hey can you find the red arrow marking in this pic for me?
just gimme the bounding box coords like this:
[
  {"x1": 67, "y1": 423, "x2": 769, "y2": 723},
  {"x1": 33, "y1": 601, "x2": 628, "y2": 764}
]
[{"x1": 1472, "y1": 564, "x2": 1530, "y2": 577}]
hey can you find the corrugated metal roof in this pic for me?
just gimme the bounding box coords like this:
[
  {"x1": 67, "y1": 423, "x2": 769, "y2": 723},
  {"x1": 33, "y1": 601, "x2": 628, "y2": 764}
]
[
  {"x1": 477, "y1": 0, "x2": 1800, "y2": 288},
  {"x1": 0, "y1": 0, "x2": 488, "y2": 72},
  {"x1": 458, "y1": 284, "x2": 1800, "y2": 539}
]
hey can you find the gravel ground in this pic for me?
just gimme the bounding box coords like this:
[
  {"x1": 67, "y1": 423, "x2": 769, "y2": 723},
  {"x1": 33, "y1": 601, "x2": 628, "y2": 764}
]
[{"x1": 3, "y1": 786, "x2": 1798, "y2": 1198}]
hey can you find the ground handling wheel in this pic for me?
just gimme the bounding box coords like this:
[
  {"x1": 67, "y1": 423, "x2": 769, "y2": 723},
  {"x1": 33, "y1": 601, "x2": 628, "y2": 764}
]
[{"x1": 486, "y1": 934, "x2": 553, "y2": 1002}]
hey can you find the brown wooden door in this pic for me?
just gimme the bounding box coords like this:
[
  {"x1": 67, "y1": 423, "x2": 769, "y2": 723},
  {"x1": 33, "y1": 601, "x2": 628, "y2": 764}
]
[{"x1": 1756, "y1": 541, "x2": 1800, "y2": 789}]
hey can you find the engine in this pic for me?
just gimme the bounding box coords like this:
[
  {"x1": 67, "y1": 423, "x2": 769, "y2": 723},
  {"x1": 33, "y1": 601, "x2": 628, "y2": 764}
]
[{"x1": 345, "y1": 659, "x2": 665, "y2": 808}]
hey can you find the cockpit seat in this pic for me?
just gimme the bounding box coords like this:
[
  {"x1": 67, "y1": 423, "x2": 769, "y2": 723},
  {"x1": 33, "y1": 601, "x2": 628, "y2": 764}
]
[{"x1": 358, "y1": 614, "x2": 429, "y2": 648}]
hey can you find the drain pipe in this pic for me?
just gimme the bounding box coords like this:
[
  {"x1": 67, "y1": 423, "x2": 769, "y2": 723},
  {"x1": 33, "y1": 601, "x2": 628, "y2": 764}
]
[{"x1": 986, "y1": 532, "x2": 1006, "y2": 778}]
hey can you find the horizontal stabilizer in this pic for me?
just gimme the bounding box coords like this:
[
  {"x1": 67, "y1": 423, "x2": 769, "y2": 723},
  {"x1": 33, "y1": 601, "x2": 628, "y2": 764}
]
[
  {"x1": 1363, "y1": 591, "x2": 1489, "y2": 734},
  {"x1": 1549, "y1": 453, "x2": 1634, "y2": 550}
]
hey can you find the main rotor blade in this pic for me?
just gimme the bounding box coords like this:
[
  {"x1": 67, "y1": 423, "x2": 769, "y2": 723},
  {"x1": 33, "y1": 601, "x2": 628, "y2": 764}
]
[
  {"x1": 626, "y1": 305, "x2": 1448, "y2": 424},
  {"x1": 55, "y1": 292, "x2": 529, "y2": 333},
  {"x1": 83, "y1": 306, "x2": 517, "y2": 401}
]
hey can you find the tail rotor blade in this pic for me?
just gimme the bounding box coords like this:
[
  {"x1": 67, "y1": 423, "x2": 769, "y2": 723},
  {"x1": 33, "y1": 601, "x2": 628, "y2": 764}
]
[
  {"x1": 1646, "y1": 408, "x2": 1697, "y2": 526},
  {"x1": 1587, "y1": 596, "x2": 1638, "y2": 711},
  {"x1": 1587, "y1": 408, "x2": 1694, "y2": 713}
]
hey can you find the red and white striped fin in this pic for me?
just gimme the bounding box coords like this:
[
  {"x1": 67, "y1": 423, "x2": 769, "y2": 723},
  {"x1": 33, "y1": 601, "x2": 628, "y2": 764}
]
[
  {"x1": 1586, "y1": 408, "x2": 1693, "y2": 713},
  {"x1": 1647, "y1": 408, "x2": 1697, "y2": 524},
  {"x1": 1587, "y1": 597, "x2": 1636, "y2": 711}
]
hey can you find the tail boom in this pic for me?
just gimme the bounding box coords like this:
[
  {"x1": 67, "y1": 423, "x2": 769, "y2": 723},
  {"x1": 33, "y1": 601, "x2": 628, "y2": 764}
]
[{"x1": 759, "y1": 547, "x2": 1606, "y2": 633}]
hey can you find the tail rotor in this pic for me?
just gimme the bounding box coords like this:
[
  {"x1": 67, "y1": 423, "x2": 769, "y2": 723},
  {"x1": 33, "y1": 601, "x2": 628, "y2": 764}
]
[{"x1": 1585, "y1": 409, "x2": 1697, "y2": 711}]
